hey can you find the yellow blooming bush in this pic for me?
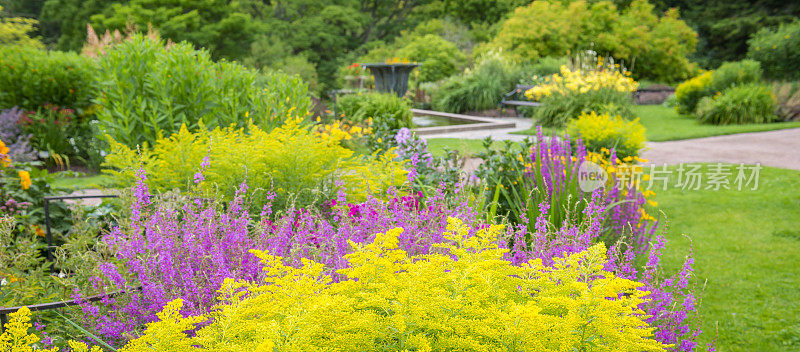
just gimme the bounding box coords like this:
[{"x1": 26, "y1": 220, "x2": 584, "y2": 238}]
[
  {"x1": 314, "y1": 119, "x2": 371, "y2": 141},
  {"x1": 566, "y1": 111, "x2": 646, "y2": 159},
  {"x1": 674, "y1": 71, "x2": 712, "y2": 114},
  {"x1": 116, "y1": 218, "x2": 667, "y2": 352},
  {"x1": 103, "y1": 118, "x2": 407, "y2": 211},
  {"x1": 525, "y1": 64, "x2": 638, "y2": 101},
  {"x1": 525, "y1": 60, "x2": 639, "y2": 127}
]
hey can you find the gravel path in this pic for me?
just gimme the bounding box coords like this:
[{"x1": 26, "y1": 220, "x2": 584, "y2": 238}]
[
  {"x1": 641, "y1": 128, "x2": 800, "y2": 171},
  {"x1": 425, "y1": 120, "x2": 800, "y2": 172}
]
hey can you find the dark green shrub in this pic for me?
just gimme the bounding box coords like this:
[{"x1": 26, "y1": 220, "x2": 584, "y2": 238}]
[
  {"x1": 337, "y1": 92, "x2": 413, "y2": 130},
  {"x1": 748, "y1": 20, "x2": 800, "y2": 80},
  {"x1": 95, "y1": 34, "x2": 311, "y2": 148},
  {"x1": 695, "y1": 83, "x2": 778, "y2": 125},
  {"x1": 0, "y1": 46, "x2": 97, "y2": 111}
]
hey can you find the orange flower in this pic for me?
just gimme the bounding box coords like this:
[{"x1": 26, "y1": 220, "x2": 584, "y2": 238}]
[
  {"x1": 19, "y1": 170, "x2": 31, "y2": 190},
  {"x1": 34, "y1": 225, "x2": 45, "y2": 238}
]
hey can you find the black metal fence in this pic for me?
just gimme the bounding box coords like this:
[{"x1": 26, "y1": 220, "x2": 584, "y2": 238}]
[{"x1": 1, "y1": 193, "x2": 118, "y2": 333}]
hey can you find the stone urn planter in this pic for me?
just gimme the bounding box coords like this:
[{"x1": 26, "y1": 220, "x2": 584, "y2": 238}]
[{"x1": 362, "y1": 63, "x2": 419, "y2": 97}]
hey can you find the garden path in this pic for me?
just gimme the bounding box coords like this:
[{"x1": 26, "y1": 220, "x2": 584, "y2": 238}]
[
  {"x1": 430, "y1": 123, "x2": 800, "y2": 173},
  {"x1": 641, "y1": 128, "x2": 800, "y2": 170}
]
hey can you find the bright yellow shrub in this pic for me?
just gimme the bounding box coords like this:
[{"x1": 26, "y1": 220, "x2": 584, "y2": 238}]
[
  {"x1": 103, "y1": 118, "x2": 407, "y2": 210},
  {"x1": 674, "y1": 70, "x2": 712, "y2": 114},
  {"x1": 117, "y1": 218, "x2": 668, "y2": 352},
  {"x1": 566, "y1": 111, "x2": 646, "y2": 159},
  {"x1": 525, "y1": 65, "x2": 638, "y2": 101}
]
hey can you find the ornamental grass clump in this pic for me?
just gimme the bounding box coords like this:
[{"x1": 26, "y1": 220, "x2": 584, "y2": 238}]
[{"x1": 115, "y1": 218, "x2": 668, "y2": 352}]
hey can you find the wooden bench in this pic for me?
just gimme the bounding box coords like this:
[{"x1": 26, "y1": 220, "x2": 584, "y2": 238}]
[{"x1": 501, "y1": 85, "x2": 541, "y2": 112}]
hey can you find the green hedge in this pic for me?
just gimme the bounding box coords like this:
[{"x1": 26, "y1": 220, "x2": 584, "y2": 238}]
[{"x1": 0, "y1": 46, "x2": 97, "y2": 111}]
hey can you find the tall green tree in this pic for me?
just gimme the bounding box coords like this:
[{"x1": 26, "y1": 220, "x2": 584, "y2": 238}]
[
  {"x1": 88, "y1": 0, "x2": 256, "y2": 61},
  {"x1": 39, "y1": 0, "x2": 114, "y2": 49},
  {"x1": 650, "y1": 0, "x2": 800, "y2": 68}
]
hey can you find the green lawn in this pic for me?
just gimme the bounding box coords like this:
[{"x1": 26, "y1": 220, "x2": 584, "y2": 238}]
[
  {"x1": 426, "y1": 138, "x2": 521, "y2": 158},
  {"x1": 653, "y1": 165, "x2": 800, "y2": 351},
  {"x1": 51, "y1": 173, "x2": 115, "y2": 190},
  {"x1": 512, "y1": 105, "x2": 800, "y2": 141}
]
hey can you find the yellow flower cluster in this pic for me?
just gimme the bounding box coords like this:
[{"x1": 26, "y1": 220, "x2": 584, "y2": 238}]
[
  {"x1": 116, "y1": 218, "x2": 667, "y2": 352},
  {"x1": 314, "y1": 119, "x2": 372, "y2": 142},
  {"x1": 385, "y1": 57, "x2": 413, "y2": 65},
  {"x1": 525, "y1": 65, "x2": 638, "y2": 100},
  {"x1": 565, "y1": 111, "x2": 646, "y2": 160},
  {"x1": 0, "y1": 138, "x2": 10, "y2": 168},
  {"x1": 0, "y1": 307, "x2": 58, "y2": 352},
  {"x1": 18, "y1": 170, "x2": 31, "y2": 190}
]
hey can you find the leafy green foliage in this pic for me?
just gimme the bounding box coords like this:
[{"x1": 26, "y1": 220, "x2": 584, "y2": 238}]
[
  {"x1": 244, "y1": 36, "x2": 320, "y2": 92},
  {"x1": 337, "y1": 92, "x2": 413, "y2": 130},
  {"x1": 695, "y1": 83, "x2": 778, "y2": 125},
  {"x1": 396, "y1": 34, "x2": 466, "y2": 83},
  {"x1": 87, "y1": 0, "x2": 256, "y2": 61},
  {"x1": 94, "y1": 34, "x2": 310, "y2": 148},
  {"x1": 651, "y1": 0, "x2": 800, "y2": 69},
  {"x1": 747, "y1": 20, "x2": 800, "y2": 80},
  {"x1": 38, "y1": 0, "x2": 116, "y2": 50},
  {"x1": 0, "y1": 45, "x2": 97, "y2": 111},
  {"x1": 675, "y1": 60, "x2": 763, "y2": 115},
  {"x1": 488, "y1": 0, "x2": 698, "y2": 83}
]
